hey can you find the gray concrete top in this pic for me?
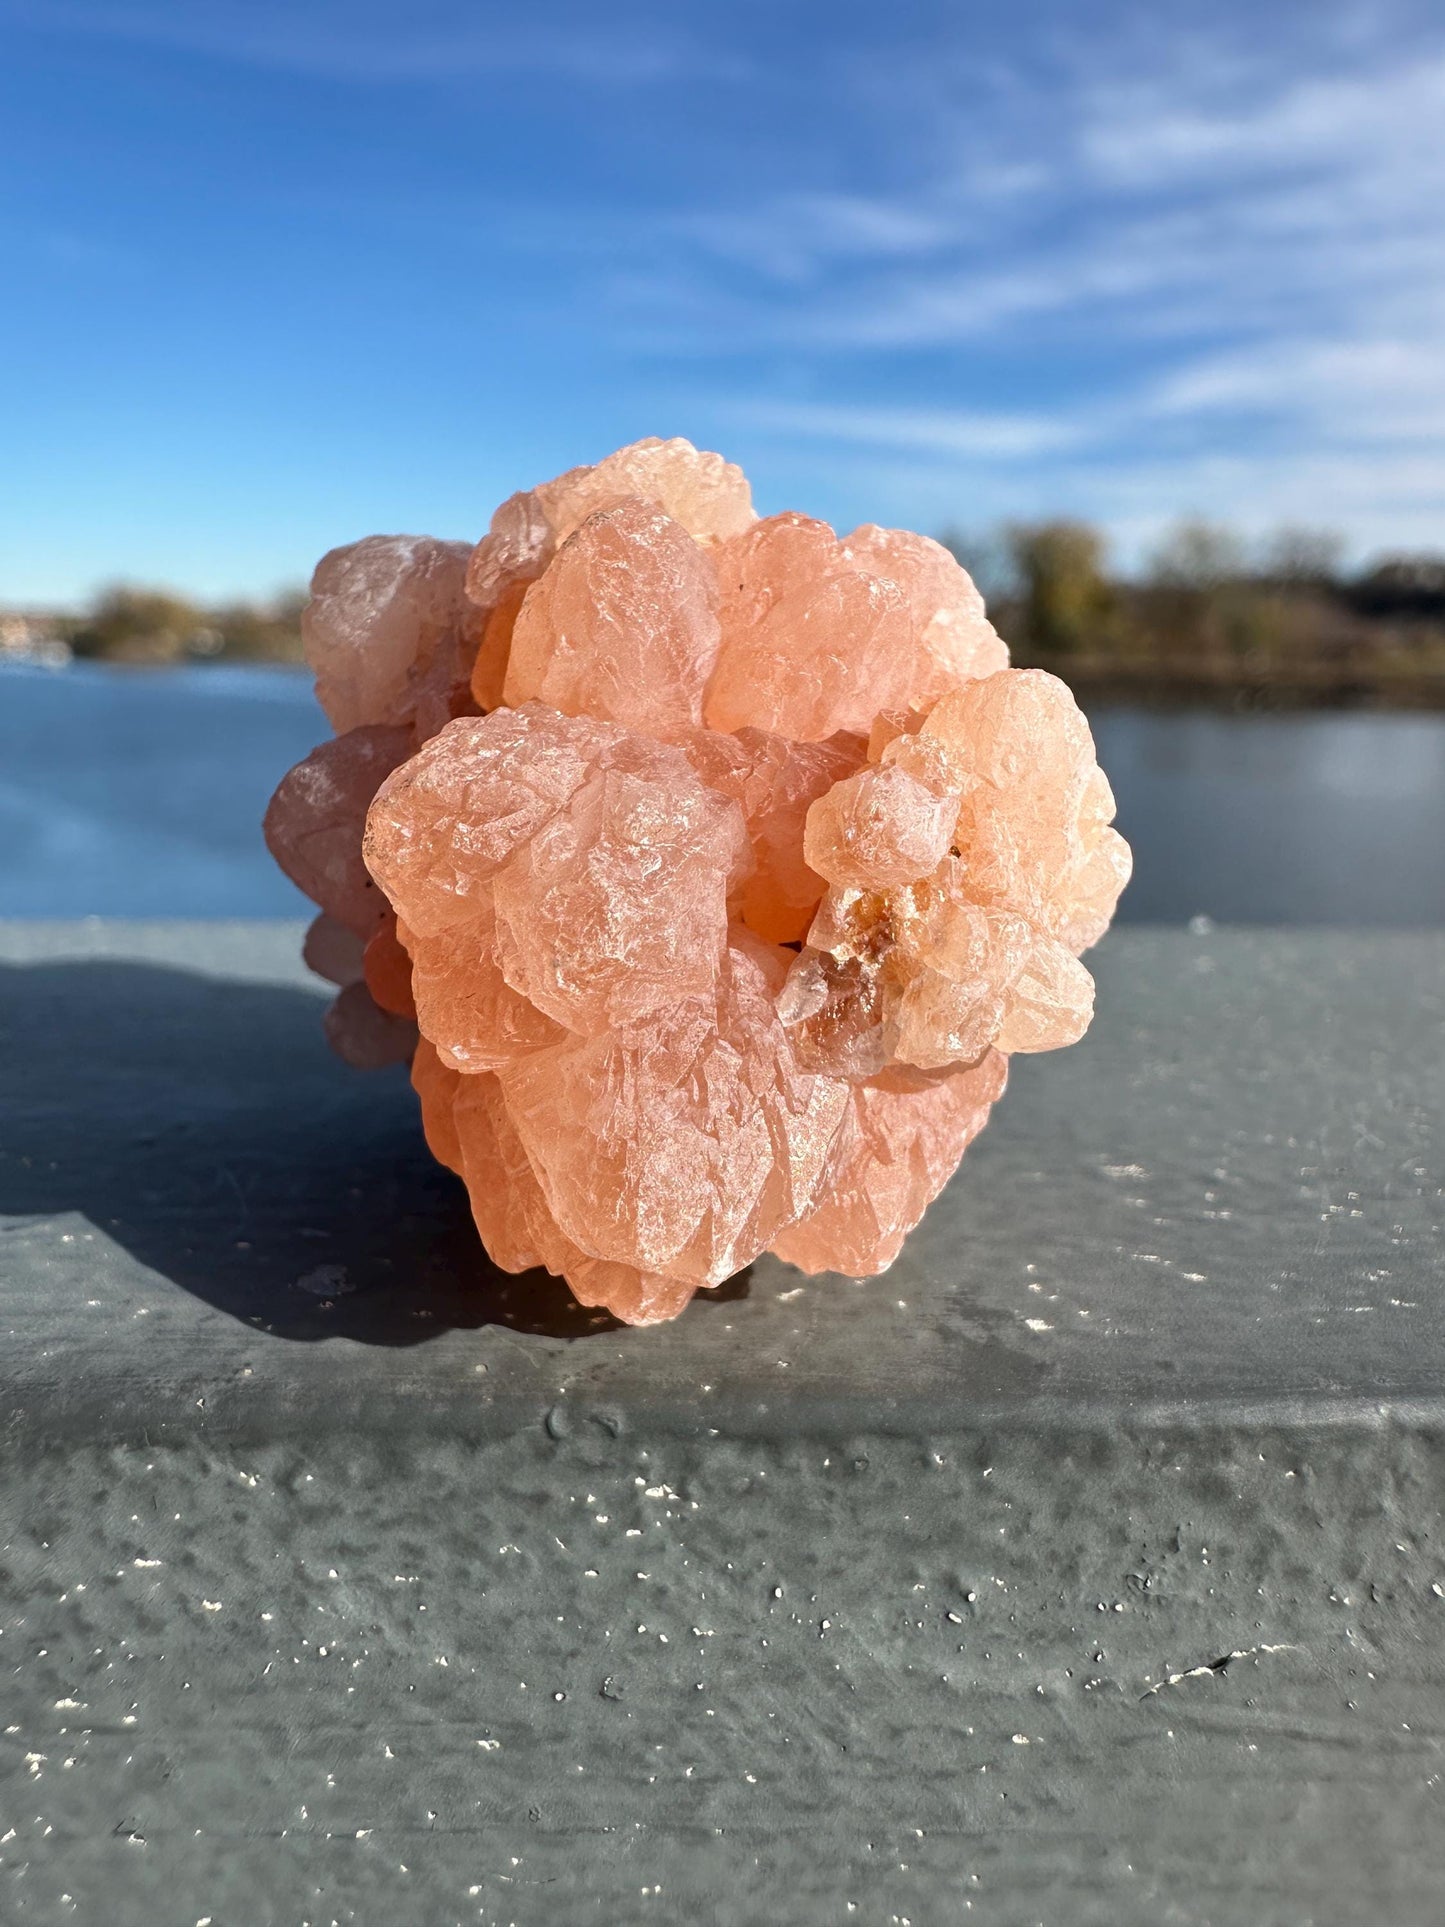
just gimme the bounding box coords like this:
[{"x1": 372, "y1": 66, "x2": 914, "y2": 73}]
[
  {"x1": 5, "y1": 922, "x2": 1445, "y2": 1927},
  {"x1": 2, "y1": 922, "x2": 1441, "y2": 1443}
]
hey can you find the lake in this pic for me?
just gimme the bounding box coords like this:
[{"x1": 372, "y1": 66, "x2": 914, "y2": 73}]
[{"x1": 2, "y1": 662, "x2": 1443, "y2": 924}]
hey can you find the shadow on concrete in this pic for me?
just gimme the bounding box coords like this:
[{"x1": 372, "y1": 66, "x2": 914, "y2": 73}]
[{"x1": 0, "y1": 957, "x2": 750, "y2": 1346}]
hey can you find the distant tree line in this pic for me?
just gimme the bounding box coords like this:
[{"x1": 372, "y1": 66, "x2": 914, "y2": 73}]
[
  {"x1": 940, "y1": 519, "x2": 1445, "y2": 699},
  {"x1": 54, "y1": 586, "x2": 307, "y2": 664},
  {"x1": 9, "y1": 523, "x2": 1445, "y2": 700}
]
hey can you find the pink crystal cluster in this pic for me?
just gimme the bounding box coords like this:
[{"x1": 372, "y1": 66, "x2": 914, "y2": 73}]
[{"x1": 265, "y1": 438, "x2": 1130, "y2": 1324}]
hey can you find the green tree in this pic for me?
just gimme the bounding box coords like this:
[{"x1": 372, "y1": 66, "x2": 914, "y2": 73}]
[
  {"x1": 937, "y1": 526, "x2": 1016, "y2": 608},
  {"x1": 1260, "y1": 526, "x2": 1343, "y2": 589},
  {"x1": 212, "y1": 590, "x2": 307, "y2": 662},
  {"x1": 1146, "y1": 518, "x2": 1248, "y2": 592},
  {"x1": 63, "y1": 584, "x2": 307, "y2": 664},
  {"x1": 67, "y1": 587, "x2": 207, "y2": 663},
  {"x1": 1145, "y1": 519, "x2": 1283, "y2": 665},
  {"x1": 1005, "y1": 520, "x2": 1112, "y2": 654}
]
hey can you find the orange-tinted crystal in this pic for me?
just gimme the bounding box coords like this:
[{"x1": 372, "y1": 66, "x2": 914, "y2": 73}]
[{"x1": 265, "y1": 439, "x2": 1131, "y2": 1322}]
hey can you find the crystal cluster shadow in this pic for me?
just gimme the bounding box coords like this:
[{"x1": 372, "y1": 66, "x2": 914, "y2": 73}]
[{"x1": 0, "y1": 956, "x2": 749, "y2": 1345}]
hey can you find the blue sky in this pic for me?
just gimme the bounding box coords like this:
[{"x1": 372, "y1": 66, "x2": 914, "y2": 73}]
[{"x1": 3, "y1": 0, "x2": 1443, "y2": 602}]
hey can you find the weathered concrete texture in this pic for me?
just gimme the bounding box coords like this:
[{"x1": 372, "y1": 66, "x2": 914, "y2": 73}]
[{"x1": 1, "y1": 924, "x2": 1443, "y2": 1925}]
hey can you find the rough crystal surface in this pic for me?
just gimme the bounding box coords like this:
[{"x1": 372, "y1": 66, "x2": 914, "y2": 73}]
[
  {"x1": 263, "y1": 724, "x2": 419, "y2": 1064},
  {"x1": 787, "y1": 668, "x2": 1131, "y2": 1077},
  {"x1": 303, "y1": 536, "x2": 481, "y2": 738},
  {"x1": 504, "y1": 499, "x2": 722, "y2": 731},
  {"x1": 265, "y1": 438, "x2": 1131, "y2": 1322},
  {"x1": 705, "y1": 514, "x2": 1009, "y2": 740}
]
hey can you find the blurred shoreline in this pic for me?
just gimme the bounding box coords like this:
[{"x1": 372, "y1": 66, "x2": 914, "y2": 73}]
[
  {"x1": 1018, "y1": 650, "x2": 1445, "y2": 712},
  {"x1": 7, "y1": 648, "x2": 1443, "y2": 713},
  {"x1": 963, "y1": 518, "x2": 1445, "y2": 713},
  {"x1": 6, "y1": 516, "x2": 1445, "y2": 710}
]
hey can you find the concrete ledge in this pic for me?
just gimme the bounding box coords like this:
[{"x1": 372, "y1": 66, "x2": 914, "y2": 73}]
[{"x1": 2, "y1": 924, "x2": 1442, "y2": 1923}]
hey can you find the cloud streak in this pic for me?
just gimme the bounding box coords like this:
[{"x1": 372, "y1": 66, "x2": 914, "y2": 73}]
[
  {"x1": 4, "y1": 0, "x2": 1441, "y2": 584},
  {"x1": 662, "y1": 13, "x2": 1445, "y2": 557},
  {"x1": 2, "y1": 0, "x2": 714, "y2": 84}
]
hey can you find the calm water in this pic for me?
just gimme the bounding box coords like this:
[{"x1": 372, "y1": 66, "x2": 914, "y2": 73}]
[{"x1": 2, "y1": 663, "x2": 1443, "y2": 924}]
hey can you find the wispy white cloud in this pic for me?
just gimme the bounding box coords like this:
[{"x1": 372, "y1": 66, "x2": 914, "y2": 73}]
[
  {"x1": 8, "y1": 0, "x2": 1440, "y2": 570},
  {"x1": 675, "y1": 41, "x2": 1445, "y2": 345},
  {"x1": 1, "y1": 0, "x2": 715, "y2": 83},
  {"x1": 1073, "y1": 447, "x2": 1445, "y2": 567},
  {"x1": 744, "y1": 428, "x2": 1445, "y2": 568},
  {"x1": 738, "y1": 400, "x2": 1084, "y2": 461},
  {"x1": 674, "y1": 194, "x2": 957, "y2": 284},
  {"x1": 676, "y1": 13, "x2": 1445, "y2": 557},
  {"x1": 1146, "y1": 338, "x2": 1445, "y2": 442},
  {"x1": 1080, "y1": 48, "x2": 1445, "y2": 186}
]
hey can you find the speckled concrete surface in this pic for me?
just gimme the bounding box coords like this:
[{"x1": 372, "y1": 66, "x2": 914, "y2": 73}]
[{"x1": 1, "y1": 925, "x2": 1443, "y2": 1925}]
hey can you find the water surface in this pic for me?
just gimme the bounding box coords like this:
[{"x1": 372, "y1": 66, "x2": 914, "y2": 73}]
[
  {"x1": 1, "y1": 664, "x2": 322, "y2": 917},
  {"x1": 2, "y1": 665, "x2": 1442, "y2": 924},
  {"x1": 1090, "y1": 707, "x2": 1445, "y2": 925}
]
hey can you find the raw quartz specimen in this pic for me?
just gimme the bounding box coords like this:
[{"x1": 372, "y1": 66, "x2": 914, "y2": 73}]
[{"x1": 265, "y1": 437, "x2": 1131, "y2": 1323}]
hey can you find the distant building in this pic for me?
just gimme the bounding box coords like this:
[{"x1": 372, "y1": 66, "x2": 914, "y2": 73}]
[
  {"x1": 0, "y1": 613, "x2": 73, "y2": 667},
  {"x1": 1353, "y1": 556, "x2": 1445, "y2": 619}
]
